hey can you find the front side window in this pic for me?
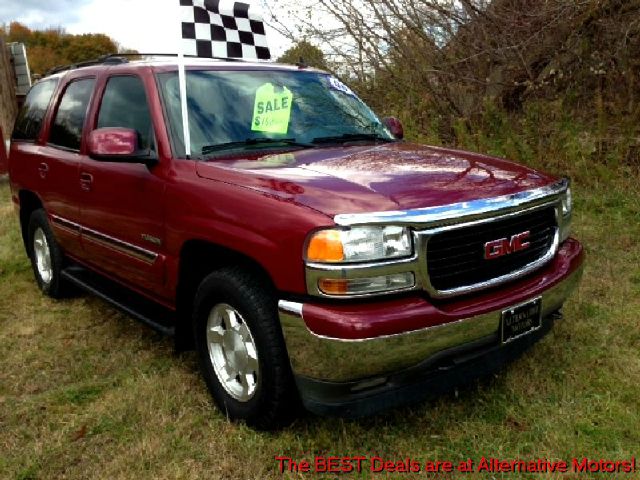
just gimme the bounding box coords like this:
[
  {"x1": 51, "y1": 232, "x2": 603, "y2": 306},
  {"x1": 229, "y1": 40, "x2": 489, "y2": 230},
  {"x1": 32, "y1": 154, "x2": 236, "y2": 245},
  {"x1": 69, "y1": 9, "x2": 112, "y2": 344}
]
[
  {"x1": 158, "y1": 70, "x2": 394, "y2": 158},
  {"x1": 12, "y1": 79, "x2": 58, "y2": 141},
  {"x1": 97, "y1": 76, "x2": 153, "y2": 150},
  {"x1": 49, "y1": 78, "x2": 96, "y2": 151}
]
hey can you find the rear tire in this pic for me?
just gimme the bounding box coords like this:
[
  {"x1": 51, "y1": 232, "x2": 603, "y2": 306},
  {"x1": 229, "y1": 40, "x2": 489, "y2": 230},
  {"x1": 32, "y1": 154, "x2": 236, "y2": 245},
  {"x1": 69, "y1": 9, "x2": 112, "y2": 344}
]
[
  {"x1": 193, "y1": 267, "x2": 298, "y2": 429},
  {"x1": 27, "y1": 209, "x2": 68, "y2": 299}
]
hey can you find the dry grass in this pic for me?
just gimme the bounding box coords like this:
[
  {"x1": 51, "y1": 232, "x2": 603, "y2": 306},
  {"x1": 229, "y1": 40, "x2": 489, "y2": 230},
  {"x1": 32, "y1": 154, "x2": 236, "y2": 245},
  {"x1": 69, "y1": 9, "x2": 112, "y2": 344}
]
[{"x1": 0, "y1": 173, "x2": 639, "y2": 480}]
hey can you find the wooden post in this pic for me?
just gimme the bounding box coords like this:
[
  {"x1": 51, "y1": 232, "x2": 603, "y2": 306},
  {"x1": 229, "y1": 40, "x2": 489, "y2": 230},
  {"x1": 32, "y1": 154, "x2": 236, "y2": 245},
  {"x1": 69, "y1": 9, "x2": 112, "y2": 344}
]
[
  {"x1": 0, "y1": 37, "x2": 18, "y2": 144},
  {"x1": 0, "y1": 123, "x2": 7, "y2": 175}
]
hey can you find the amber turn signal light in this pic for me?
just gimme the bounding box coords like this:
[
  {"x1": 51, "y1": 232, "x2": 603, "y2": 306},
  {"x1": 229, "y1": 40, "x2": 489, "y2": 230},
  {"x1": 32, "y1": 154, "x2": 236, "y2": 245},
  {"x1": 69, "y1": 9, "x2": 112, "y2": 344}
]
[
  {"x1": 317, "y1": 278, "x2": 349, "y2": 295},
  {"x1": 306, "y1": 230, "x2": 344, "y2": 263},
  {"x1": 318, "y1": 273, "x2": 415, "y2": 296}
]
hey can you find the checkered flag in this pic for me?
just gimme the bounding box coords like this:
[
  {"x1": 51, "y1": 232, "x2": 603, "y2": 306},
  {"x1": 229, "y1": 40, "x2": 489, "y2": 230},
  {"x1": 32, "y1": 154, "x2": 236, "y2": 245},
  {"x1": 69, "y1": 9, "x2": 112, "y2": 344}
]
[{"x1": 180, "y1": 0, "x2": 271, "y2": 60}]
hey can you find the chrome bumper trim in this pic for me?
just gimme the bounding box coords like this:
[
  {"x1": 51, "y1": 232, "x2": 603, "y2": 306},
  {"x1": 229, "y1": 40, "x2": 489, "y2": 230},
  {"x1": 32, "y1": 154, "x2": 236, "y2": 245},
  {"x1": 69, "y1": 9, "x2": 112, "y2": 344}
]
[
  {"x1": 279, "y1": 263, "x2": 583, "y2": 382},
  {"x1": 278, "y1": 300, "x2": 303, "y2": 317}
]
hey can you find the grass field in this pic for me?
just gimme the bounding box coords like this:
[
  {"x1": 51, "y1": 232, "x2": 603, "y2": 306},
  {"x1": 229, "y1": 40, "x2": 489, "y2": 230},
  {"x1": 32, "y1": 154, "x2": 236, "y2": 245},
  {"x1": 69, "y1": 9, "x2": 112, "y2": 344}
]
[{"x1": 0, "y1": 171, "x2": 639, "y2": 480}]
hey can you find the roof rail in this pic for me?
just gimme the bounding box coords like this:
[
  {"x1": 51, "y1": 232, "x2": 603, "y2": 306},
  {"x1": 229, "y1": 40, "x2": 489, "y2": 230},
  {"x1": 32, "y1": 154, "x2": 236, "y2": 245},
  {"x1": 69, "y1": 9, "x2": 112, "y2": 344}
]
[
  {"x1": 104, "y1": 52, "x2": 244, "y2": 62},
  {"x1": 43, "y1": 55, "x2": 129, "y2": 77},
  {"x1": 42, "y1": 52, "x2": 247, "y2": 78}
]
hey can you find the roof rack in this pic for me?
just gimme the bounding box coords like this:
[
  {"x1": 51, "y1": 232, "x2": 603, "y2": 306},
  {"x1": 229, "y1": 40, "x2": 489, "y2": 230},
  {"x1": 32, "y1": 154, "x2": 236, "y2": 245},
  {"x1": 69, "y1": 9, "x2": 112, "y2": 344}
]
[
  {"x1": 44, "y1": 55, "x2": 129, "y2": 77},
  {"x1": 43, "y1": 52, "x2": 246, "y2": 78},
  {"x1": 105, "y1": 52, "x2": 243, "y2": 62}
]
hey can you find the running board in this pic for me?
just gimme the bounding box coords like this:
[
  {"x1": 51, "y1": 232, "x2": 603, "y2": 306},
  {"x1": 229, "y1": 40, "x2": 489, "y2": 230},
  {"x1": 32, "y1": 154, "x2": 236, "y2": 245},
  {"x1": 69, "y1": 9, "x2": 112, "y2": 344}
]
[{"x1": 62, "y1": 265, "x2": 176, "y2": 336}]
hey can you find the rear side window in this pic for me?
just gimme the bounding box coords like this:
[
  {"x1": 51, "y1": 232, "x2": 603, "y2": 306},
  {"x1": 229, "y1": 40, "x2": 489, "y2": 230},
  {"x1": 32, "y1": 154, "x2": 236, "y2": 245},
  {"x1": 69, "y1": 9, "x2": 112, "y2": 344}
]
[
  {"x1": 12, "y1": 80, "x2": 58, "y2": 141},
  {"x1": 49, "y1": 78, "x2": 96, "y2": 151},
  {"x1": 97, "y1": 76, "x2": 153, "y2": 150}
]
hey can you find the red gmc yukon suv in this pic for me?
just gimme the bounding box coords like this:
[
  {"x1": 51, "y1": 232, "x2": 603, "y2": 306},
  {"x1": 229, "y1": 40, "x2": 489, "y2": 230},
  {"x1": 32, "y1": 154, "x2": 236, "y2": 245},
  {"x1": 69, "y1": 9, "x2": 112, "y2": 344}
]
[{"x1": 8, "y1": 56, "x2": 584, "y2": 429}]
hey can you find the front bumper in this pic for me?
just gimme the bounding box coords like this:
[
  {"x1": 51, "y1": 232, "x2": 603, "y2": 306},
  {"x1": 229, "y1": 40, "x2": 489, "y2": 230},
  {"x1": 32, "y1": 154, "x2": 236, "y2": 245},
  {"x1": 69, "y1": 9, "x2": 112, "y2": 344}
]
[
  {"x1": 278, "y1": 238, "x2": 584, "y2": 413},
  {"x1": 295, "y1": 313, "x2": 560, "y2": 418}
]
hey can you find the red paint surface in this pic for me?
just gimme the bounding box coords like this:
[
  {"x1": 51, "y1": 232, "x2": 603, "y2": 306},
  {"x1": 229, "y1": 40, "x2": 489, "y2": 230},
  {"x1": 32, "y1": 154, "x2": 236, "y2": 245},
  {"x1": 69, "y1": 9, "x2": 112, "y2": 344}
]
[{"x1": 195, "y1": 142, "x2": 556, "y2": 217}]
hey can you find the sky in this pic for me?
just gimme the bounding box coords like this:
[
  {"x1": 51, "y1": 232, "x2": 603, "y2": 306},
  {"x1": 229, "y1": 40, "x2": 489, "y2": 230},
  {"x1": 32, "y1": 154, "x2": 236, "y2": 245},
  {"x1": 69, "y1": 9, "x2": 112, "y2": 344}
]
[{"x1": 0, "y1": 0, "x2": 295, "y2": 57}]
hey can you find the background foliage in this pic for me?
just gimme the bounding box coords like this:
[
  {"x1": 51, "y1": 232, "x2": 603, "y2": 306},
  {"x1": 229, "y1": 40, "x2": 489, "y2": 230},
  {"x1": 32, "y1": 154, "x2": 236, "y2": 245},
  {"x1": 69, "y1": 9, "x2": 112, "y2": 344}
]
[
  {"x1": 275, "y1": 0, "x2": 640, "y2": 183},
  {"x1": 0, "y1": 22, "x2": 124, "y2": 76}
]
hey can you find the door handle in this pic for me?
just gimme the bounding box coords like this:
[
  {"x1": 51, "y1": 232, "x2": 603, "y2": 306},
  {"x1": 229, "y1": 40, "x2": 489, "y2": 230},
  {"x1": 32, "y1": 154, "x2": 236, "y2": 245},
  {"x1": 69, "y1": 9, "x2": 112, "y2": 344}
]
[
  {"x1": 80, "y1": 172, "x2": 94, "y2": 191},
  {"x1": 38, "y1": 162, "x2": 49, "y2": 179}
]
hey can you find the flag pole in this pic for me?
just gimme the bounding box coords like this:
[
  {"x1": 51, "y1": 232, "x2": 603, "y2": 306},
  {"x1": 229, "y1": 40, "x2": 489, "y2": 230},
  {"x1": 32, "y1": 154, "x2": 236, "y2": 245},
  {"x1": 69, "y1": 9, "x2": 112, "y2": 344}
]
[
  {"x1": 178, "y1": 56, "x2": 192, "y2": 158},
  {"x1": 177, "y1": 2, "x2": 192, "y2": 158}
]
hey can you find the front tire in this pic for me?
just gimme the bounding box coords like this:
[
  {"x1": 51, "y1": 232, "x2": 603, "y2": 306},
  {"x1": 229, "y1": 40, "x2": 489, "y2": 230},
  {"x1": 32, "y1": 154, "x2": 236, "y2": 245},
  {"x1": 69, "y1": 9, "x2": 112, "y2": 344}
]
[
  {"x1": 27, "y1": 209, "x2": 68, "y2": 298},
  {"x1": 193, "y1": 267, "x2": 298, "y2": 429}
]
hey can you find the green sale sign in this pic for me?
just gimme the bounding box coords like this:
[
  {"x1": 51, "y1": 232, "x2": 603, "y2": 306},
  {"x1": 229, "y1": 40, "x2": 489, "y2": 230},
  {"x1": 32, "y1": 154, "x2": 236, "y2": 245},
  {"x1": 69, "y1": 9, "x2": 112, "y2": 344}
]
[{"x1": 251, "y1": 83, "x2": 294, "y2": 134}]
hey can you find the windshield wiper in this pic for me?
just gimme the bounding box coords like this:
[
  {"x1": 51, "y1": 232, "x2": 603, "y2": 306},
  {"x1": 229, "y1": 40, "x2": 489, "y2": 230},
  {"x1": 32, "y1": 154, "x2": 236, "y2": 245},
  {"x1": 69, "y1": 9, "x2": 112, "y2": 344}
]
[
  {"x1": 202, "y1": 138, "x2": 314, "y2": 156},
  {"x1": 311, "y1": 133, "x2": 396, "y2": 145}
]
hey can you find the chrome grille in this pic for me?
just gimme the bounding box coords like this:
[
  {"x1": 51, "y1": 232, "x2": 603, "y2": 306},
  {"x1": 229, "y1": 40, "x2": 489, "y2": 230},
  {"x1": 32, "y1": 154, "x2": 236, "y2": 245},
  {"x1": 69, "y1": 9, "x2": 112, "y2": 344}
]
[{"x1": 426, "y1": 207, "x2": 557, "y2": 292}]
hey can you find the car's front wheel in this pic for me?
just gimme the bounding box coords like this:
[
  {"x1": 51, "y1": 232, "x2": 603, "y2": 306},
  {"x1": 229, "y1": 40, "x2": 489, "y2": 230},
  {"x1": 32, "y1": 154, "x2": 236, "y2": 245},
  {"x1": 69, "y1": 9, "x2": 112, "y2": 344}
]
[
  {"x1": 193, "y1": 267, "x2": 298, "y2": 429},
  {"x1": 206, "y1": 302, "x2": 260, "y2": 402}
]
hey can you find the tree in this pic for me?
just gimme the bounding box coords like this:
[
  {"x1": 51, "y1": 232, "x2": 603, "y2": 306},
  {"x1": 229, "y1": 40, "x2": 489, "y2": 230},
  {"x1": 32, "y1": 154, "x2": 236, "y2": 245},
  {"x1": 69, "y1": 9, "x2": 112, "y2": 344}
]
[
  {"x1": 277, "y1": 40, "x2": 329, "y2": 70},
  {"x1": 0, "y1": 22, "x2": 134, "y2": 76},
  {"x1": 272, "y1": 0, "x2": 640, "y2": 141},
  {"x1": 64, "y1": 34, "x2": 118, "y2": 64}
]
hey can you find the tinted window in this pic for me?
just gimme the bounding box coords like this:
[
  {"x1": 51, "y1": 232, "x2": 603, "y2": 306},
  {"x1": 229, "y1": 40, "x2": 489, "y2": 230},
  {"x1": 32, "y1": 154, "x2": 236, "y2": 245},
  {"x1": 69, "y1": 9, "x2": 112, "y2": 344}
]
[
  {"x1": 12, "y1": 80, "x2": 58, "y2": 141},
  {"x1": 97, "y1": 76, "x2": 153, "y2": 150},
  {"x1": 49, "y1": 79, "x2": 95, "y2": 150}
]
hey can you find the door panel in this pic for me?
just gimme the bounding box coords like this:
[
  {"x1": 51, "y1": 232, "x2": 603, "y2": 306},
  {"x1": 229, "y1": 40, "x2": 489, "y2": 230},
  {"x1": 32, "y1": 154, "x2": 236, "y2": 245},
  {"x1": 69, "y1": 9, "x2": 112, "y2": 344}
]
[
  {"x1": 78, "y1": 74, "x2": 167, "y2": 294},
  {"x1": 37, "y1": 146, "x2": 83, "y2": 256},
  {"x1": 79, "y1": 161, "x2": 166, "y2": 291},
  {"x1": 38, "y1": 78, "x2": 96, "y2": 257}
]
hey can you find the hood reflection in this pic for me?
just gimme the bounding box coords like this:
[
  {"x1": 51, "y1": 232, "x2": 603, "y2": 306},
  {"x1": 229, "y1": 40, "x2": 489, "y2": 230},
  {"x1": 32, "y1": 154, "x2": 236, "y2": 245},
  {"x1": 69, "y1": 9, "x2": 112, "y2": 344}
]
[{"x1": 197, "y1": 142, "x2": 554, "y2": 217}]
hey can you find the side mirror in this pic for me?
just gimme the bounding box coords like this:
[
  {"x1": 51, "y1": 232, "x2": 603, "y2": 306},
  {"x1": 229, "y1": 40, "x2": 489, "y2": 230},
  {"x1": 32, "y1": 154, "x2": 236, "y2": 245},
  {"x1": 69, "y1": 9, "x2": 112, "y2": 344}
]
[
  {"x1": 382, "y1": 117, "x2": 404, "y2": 140},
  {"x1": 88, "y1": 128, "x2": 156, "y2": 165}
]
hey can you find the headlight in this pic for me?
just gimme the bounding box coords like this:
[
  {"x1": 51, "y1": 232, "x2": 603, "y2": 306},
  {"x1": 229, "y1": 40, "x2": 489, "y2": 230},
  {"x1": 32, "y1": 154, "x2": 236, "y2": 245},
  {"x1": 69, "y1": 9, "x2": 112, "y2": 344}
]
[
  {"x1": 305, "y1": 226, "x2": 413, "y2": 263},
  {"x1": 561, "y1": 186, "x2": 572, "y2": 216}
]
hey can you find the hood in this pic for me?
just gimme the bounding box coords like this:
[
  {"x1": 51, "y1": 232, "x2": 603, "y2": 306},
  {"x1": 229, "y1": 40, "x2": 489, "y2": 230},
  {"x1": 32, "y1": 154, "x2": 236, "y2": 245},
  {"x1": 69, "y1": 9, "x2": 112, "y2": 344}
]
[{"x1": 195, "y1": 142, "x2": 557, "y2": 218}]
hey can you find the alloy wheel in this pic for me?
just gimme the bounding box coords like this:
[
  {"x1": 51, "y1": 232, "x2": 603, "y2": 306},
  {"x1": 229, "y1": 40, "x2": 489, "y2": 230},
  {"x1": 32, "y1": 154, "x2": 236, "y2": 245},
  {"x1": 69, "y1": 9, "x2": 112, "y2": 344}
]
[
  {"x1": 33, "y1": 227, "x2": 53, "y2": 286},
  {"x1": 206, "y1": 303, "x2": 260, "y2": 402}
]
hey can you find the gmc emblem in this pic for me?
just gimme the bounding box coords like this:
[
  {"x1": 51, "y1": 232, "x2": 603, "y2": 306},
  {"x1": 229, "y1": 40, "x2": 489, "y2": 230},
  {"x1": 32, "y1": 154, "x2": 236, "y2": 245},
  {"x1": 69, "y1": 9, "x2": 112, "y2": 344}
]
[{"x1": 484, "y1": 231, "x2": 531, "y2": 260}]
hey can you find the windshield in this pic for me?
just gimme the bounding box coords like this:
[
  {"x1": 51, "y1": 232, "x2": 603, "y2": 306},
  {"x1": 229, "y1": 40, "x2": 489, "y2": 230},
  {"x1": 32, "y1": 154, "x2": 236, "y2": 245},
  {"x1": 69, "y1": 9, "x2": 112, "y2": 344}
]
[{"x1": 157, "y1": 69, "x2": 395, "y2": 158}]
